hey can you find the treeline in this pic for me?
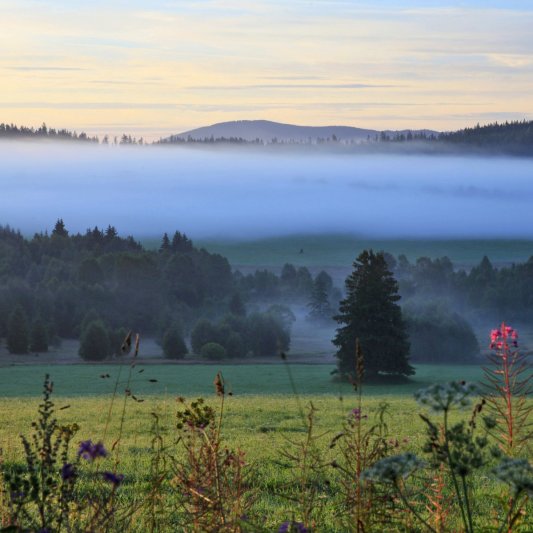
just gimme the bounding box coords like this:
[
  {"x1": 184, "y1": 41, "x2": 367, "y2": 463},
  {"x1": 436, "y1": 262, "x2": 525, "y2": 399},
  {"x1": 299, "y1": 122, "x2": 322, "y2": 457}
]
[
  {"x1": 0, "y1": 122, "x2": 99, "y2": 143},
  {"x1": 0, "y1": 123, "x2": 145, "y2": 145},
  {"x1": 383, "y1": 251, "x2": 533, "y2": 363},
  {"x1": 0, "y1": 222, "x2": 333, "y2": 360},
  {"x1": 439, "y1": 119, "x2": 533, "y2": 154}
]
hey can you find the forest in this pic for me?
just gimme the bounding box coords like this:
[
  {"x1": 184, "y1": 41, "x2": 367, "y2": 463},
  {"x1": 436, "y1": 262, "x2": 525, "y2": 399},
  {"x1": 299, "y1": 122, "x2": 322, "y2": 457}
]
[{"x1": 2, "y1": 220, "x2": 533, "y2": 366}]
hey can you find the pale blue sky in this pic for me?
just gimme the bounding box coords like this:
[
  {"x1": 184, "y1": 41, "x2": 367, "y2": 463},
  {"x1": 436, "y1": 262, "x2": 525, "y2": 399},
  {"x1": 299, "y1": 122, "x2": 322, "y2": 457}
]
[{"x1": 1, "y1": 0, "x2": 532, "y2": 138}]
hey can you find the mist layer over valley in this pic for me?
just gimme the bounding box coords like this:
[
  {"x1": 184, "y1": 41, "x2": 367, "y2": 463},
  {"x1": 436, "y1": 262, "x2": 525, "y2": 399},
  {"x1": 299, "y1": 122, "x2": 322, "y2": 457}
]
[{"x1": 2, "y1": 142, "x2": 533, "y2": 240}]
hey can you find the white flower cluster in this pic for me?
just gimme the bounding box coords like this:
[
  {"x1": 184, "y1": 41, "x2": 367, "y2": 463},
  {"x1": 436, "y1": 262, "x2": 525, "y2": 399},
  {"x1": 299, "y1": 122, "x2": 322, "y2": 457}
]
[
  {"x1": 492, "y1": 457, "x2": 533, "y2": 497},
  {"x1": 414, "y1": 381, "x2": 478, "y2": 412},
  {"x1": 361, "y1": 453, "x2": 426, "y2": 484}
]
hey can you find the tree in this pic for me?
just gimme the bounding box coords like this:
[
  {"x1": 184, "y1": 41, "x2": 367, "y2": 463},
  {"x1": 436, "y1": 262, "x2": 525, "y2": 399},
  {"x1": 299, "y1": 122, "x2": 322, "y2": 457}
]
[
  {"x1": 162, "y1": 326, "x2": 188, "y2": 359},
  {"x1": 229, "y1": 292, "x2": 246, "y2": 316},
  {"x1": 333, "y1": 250, "x2": 413, "y2": 379},
  {"x1": 7, "y1": 305, "x2": 29, "y2": 354},
  {"x1": 51, "y1": 219, "x2": 68, "y2": 238},
  {"x1": 159, "y1": 233, "x2": 171, "y2": 253},
  {"x1": 30, "y1": 317, "x2": 49, "y2": 352},
  {"x1": 79, "y1": 320, "x2": 110, "y2": 361},
  {"x1": 307, "y1": 276, "x2": 333, "y2": 322}
]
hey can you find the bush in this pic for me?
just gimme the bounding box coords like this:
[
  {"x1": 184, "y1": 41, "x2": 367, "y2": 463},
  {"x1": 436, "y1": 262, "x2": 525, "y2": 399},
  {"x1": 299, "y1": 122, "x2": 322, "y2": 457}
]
[
  {"x1": 247, "y1": 312, "x2": 289, "y2": 357},
  {"x1": 162, "y1": 327, "x2": 188, "y2": 359},
  {"x1": 79, "y1": 320, "x2": 110, "y2": 361},
  {"x1": 200, "y1": 342, "x2": 226, "y2": 360},
  {"x1": 405, "y1": 304, "x2": 480, "y2": 363},
  {"x1": 190, "y1": 319, "x2": 218, "y2": 354}
]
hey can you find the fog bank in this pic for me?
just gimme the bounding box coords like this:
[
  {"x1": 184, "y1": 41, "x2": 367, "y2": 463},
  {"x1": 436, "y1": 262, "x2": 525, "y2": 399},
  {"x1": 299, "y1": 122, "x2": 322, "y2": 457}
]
[{"x1": 1, "y1": 142, "x2": 532, "y2": 239}]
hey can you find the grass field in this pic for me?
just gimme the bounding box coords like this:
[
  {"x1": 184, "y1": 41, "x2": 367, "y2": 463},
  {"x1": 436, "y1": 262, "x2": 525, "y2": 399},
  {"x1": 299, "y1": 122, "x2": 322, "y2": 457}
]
[
  {"x1": 0, "y1": 362, "x2": 530, "y2": 532},
  {"x1": 193, "y1": 234, "x2": 533, "y2": 269},
  {"x1": 0, "y1": 363, "x2": 486, "y2": 398}
]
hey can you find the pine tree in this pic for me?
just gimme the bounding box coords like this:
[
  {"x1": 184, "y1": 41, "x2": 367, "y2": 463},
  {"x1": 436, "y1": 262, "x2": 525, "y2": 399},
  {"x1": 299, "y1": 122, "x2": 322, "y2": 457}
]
[
  {"x1": 333, "y1": 250, "x2": 413, "y2": 379},
  {"x1": 159, "y1": 232, "x2": 171, "y2": 253},
  {"x1": 307, "y1": 277, "x2": 333, "y2": 322},
  {"x1": 7, "y1": 305, "x2": 29, "y2": 354}
]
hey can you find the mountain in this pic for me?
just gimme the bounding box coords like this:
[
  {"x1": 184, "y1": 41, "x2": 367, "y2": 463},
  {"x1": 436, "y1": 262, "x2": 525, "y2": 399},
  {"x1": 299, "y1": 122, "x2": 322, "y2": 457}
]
[{"x1": 167, "y1": 119, "x2": 437, "y2": 143}]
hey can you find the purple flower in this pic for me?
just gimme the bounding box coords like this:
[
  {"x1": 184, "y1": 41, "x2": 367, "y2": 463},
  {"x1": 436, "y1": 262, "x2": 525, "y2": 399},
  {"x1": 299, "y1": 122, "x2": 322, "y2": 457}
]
[
  {"x1": 61, "y1": 463, "x2": 77, "y2": 481},
  {"x1": 102, "y1": 471, "x2": 124, "y2": 487},
  {"x1": 78, "y1": 440, "x2": 108, "y2": 461},
  {"x1": 278, "y1": 521, "x2": 308, "y2": 533},
  {"x1": 351, "y1": 408, "x2": 367, "y2": 421},
  {"x1": 10, "y1": 491, "x2": 25, "y2": 502}
]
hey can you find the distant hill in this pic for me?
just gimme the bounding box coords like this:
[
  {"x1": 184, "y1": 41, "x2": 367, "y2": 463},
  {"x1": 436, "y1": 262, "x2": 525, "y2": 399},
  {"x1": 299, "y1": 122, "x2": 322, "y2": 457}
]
[{"x1": 166, "y1": 119, "x2": 438, "y2": 144}]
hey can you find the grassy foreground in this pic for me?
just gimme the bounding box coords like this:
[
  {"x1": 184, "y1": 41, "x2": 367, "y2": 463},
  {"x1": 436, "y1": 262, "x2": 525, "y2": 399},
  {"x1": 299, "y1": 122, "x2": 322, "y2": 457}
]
[
  {"x1": 1, "y1": 391, "x2": 529, "y2": 531},
  {"x1": 0, "y1": 364, "x2": 530, "y2": 531}
]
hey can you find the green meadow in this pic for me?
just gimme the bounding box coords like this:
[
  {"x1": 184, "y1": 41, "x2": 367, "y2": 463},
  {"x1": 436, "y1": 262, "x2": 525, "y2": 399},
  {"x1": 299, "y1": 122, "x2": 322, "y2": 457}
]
[
  {"x1": 194, "y1": 235, "x2": 533, "y2": 269},
  {"x1": 0, "y1": 363, "x2": 484, "y2": 398}
]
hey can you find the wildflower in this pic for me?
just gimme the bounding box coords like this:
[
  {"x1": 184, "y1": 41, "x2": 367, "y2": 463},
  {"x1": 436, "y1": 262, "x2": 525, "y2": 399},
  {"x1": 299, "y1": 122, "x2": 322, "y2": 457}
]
[
  {"x1": 10, "y1": 491, "x2": 25, "y2": 502},
  {"x1": 492, "y1": 458, "x2": 533, "y2": 497},
  {"x1": 102, "y1": 471, "x2": 124, "y2": 487},
  {"x1": 351, "y1": 407, "x2": 367, "y2": 421},
  {"x1": 362, "y1": 453, "x2": 426, "y2": 484},
  {"x1": 61, "y1": 463, "x2": 77, "y2": 481},
  {"x1": 414, "y1": 382, "x2": 478, "y2": 412},
  {"x1": 78, "y1": 440, "x2": 108, "y2": 461},
  {"x1": 278, "y1": 521, "x2": 308, "y2": 533},
  {"x1": 490, "y1": 324, "x2": 518, "y2": 348}
]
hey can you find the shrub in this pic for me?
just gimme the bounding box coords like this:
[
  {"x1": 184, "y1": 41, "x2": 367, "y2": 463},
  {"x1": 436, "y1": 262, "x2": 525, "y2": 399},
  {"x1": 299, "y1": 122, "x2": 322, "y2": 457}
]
[
  {"x1": 405, "y1": 304, "x2": 479, "y2": 363},
  {"x1": 200, "y1": 342, "x2": 227, "y2": 360}
]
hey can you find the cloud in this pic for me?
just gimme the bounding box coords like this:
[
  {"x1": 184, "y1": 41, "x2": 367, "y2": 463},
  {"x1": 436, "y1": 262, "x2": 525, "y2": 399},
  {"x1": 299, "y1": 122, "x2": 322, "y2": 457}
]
[
  {"x1": 5, "y1": 66, "x2": 88, "y2": 71},
  {"x1": 185, "y1": 83, "x2": 404, "y2": 90}
]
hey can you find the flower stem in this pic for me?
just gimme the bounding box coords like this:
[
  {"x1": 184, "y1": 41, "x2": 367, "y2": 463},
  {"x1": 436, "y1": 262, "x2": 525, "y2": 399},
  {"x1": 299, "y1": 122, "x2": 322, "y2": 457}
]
[
  {"x1": 395, "y1": 480, "x2": 438, "y2": 533},
  {"x1": 443, "y1": 409, "x2": 471, "y2": 533}
]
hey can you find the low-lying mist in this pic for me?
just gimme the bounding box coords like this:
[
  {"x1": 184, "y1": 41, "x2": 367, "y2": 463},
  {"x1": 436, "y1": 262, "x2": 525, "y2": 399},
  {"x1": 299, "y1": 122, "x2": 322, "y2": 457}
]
[{"x1": 2, "y1": 141, "x2": 532, "y2": 239}]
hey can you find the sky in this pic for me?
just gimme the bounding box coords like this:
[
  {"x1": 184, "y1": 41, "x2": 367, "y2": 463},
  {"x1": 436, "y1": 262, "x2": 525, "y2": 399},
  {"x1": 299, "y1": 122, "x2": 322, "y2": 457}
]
[{"x1": 1, "y1": 0, "x2": 532, "y2": 140}]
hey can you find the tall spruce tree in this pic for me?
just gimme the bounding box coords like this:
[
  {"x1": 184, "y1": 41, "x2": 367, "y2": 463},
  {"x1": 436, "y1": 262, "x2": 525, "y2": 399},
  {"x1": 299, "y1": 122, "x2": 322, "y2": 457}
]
[{"x1": 333, "y1": 250, "x2": 413, "y2": 379}]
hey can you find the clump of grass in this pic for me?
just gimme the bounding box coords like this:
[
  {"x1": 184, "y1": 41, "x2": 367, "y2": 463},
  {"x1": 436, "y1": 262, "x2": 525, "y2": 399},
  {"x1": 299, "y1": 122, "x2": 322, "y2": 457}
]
[
  {"x1": 169, "y1": 372, "x2": 254, "y2": 532},
  {"x1": 278, "y1": 401, "x2": 331, "y2": 530},
  {"x1": 330, "y1": 341, "x2": 404, "y2": 532}
]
